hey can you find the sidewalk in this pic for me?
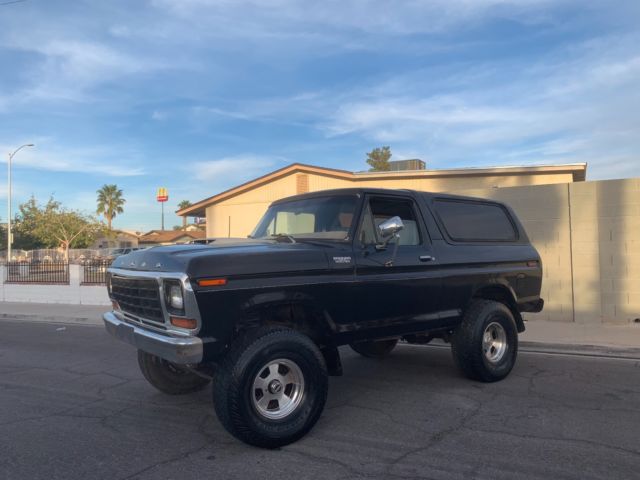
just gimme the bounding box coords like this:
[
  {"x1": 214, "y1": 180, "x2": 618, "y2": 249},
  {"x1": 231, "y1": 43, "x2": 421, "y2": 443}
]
[
  {"x1": 520, "y1": 320, "x2": 640, "y2": 359},
  {"x1": 1, "y1": 301, "x2": 640, "y2": 357},
  {"x1": 522, "y1": 320, "x2": 640, "y2": 349},
  {"x1": 0, "y1": 301, "x2": 106, "y2": 326}
]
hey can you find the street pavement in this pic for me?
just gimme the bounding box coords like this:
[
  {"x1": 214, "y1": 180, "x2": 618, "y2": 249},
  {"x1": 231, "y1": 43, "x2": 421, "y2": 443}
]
[{"x1": 1, "y1": 319, "x2": 639, "y2": 480}]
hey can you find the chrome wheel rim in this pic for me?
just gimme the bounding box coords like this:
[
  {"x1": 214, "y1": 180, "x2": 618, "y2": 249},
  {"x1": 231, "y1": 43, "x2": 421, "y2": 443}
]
[
  {"x1": 251, "y1": 358, "x2": 305, "y2": 420},
  {"x1": 483, "y1": 322, "x2": 508, "y2": 364}
]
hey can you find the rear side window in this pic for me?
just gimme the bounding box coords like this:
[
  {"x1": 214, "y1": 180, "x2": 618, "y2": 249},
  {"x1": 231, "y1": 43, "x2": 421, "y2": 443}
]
[{"x1": 434, "y1": 199, "x2": 517, "y2": 242}]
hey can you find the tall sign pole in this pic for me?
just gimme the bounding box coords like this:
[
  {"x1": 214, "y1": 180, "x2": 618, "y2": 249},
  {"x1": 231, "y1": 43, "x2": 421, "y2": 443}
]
[{"x1": 156, "y1": 187, "x2": 168, "y2": 230}]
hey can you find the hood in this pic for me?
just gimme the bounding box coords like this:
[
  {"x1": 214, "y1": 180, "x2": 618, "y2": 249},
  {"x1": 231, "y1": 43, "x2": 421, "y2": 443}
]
[{"x1": 109, "y1": 237, "x2": 331, "y2": 278}]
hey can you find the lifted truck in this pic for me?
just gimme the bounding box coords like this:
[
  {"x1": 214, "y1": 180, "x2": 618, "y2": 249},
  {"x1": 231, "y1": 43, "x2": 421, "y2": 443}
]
[{"x1": 104, "y1": 188, "x2": 543, "y2": 447}]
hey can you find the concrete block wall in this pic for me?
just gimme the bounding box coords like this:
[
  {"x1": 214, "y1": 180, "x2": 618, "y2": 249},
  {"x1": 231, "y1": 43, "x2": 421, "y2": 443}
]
[
  {"x1": 454, "y1": 177, "x2": 640, "y2": 325},
  {"x1": 2, "y1": 176, "x2": 639, "y2": 323},
  {"x1": 0, "y1": 265, "x2": 110, "y2": 305},
  {"x1": 588, "y1": 178, "x2": 640, "y2": 324}
]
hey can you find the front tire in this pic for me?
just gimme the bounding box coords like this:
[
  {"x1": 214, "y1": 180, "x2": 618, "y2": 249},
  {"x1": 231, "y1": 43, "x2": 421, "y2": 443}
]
[
  {"x1": 137, "y1": 350, "x2": 211, "y2": 395},
  {"x1": 350, "y1": 339, "x2": 398, "y2": 358},
  {"x1": 213, "y1": 327, "x2": 328, "y2": 448},
  {"x1": 451, "y1": 300, "x2": 518, "y2": 382}
]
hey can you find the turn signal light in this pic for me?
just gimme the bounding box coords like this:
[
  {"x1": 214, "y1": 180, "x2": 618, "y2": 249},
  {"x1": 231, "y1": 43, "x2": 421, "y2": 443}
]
[
  {"x1": 197, "y1": 278, "x2": 227, "y2": 287},
  {"x1": 170, "y1": 316, "x2": 197, "y2": 329},
  {"x1": 526, "y1": 261, "x2": 539, "y2": 267}
]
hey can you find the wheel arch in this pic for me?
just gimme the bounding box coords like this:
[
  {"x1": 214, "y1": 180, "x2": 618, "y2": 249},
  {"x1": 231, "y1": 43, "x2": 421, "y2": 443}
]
[
  {"x1": 470, "y1": 283, "x2": 525, "y2": 333},
  {"x1": 235, "y1": 290, "x2": 338, "y2": 346}
]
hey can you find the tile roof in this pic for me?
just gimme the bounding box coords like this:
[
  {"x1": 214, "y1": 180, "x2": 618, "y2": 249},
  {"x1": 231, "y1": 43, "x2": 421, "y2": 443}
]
[{"x1": 138, "y1": 230, "x2": 205, "y2": 244}]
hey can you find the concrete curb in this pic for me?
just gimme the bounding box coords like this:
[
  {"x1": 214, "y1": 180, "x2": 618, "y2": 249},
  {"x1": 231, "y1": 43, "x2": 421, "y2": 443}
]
[
  {"x1": 519, "y1": 341, "x2": 640, "y2": 360},
  {"x1": 402, "y1": 339, "x2": 640, "y2": 361}
]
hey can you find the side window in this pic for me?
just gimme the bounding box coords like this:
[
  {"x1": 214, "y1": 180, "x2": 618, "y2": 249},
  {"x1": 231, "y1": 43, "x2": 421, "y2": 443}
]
[
  {"x1": 359, "y1": 197, "x2": 422, "y2": 246},
  {"x1": 359, "y1": 203, "x2": 376, "y2": 245},
  {"x1": 434, "y1": 199, "x2": 517, "y2": 242}
]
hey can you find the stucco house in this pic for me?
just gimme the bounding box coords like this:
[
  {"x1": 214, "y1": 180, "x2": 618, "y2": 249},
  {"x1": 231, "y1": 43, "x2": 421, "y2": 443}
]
[
  {"x1": 177, "y1": 161, "x2": 587, "y2": 238},
  {"x1": 92, "y1": 230, "x2": 140, "y2": 250}
]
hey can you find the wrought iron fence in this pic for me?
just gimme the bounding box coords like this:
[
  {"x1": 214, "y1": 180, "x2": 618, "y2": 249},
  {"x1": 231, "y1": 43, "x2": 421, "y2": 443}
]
[
  {"x1": 81, "y1": 259, "x2": 112, "y2": 285},
  {"x1": 5, "y1": 261, "x2": 70, "y2": 284},
  {"x1": 0, "y1": 248, "x2": 117, "y2": 264}
]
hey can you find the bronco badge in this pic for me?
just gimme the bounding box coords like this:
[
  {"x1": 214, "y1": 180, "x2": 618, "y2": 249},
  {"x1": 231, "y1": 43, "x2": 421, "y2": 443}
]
[{"x1": 332, "y1": 256, "x2": 352, "y2": 264}]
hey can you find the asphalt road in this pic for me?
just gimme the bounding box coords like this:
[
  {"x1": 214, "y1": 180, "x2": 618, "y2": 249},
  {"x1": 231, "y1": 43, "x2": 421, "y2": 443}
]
[{"x1": 1, "y1": 320, "x2": 639, "y2": 480}]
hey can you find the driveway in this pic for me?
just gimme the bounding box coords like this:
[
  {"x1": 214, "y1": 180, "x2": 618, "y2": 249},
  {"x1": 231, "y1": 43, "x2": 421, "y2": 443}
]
[{"x1": 1, "y1": 320, "x2": 639, "y2": 479}]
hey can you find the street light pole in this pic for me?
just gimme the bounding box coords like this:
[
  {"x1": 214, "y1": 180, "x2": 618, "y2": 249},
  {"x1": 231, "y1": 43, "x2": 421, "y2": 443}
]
[{"x1": 6, "y1": 143, "x2": 34, "y2": 262}]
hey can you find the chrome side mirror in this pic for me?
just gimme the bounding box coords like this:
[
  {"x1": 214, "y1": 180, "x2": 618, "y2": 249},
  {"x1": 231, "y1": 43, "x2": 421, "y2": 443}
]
[
  {"x1": 377, "y1": 216, "x2": 404, "y2": 239},
  {"x1": 375, "y1": 216, "x2": 404, "y2": 267}
]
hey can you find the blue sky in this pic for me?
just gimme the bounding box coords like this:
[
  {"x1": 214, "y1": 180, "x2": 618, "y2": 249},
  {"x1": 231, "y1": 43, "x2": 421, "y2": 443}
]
[{"x1": 1, "y1": 0, "x2": 639, "y2": 231}]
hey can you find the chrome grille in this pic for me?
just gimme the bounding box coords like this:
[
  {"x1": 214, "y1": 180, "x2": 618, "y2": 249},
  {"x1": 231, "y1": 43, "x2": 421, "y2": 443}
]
[{"x1": 110, "y1": 275, "x2": 164, "y2": 323}]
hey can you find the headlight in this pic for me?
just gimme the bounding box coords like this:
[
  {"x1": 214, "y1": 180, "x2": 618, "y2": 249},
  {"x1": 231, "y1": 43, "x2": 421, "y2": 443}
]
[
  {"x1": 164, "y1": 280, "x2": 184, "y2": 313},
  {"x1": 168, "y1": 284, "x2": 183, "y2": 309}
]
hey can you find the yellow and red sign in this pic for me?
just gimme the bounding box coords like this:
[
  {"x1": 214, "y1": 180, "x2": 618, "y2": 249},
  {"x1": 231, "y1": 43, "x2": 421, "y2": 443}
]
[{"x1": 156, "y1": 187, "x2": 168, "y2": 203}]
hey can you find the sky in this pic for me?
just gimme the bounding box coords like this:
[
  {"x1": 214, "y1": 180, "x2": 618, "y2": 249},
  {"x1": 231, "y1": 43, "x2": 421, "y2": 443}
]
[{"x1": 0, "y1": 0, "x2": 639, "y2": 231}]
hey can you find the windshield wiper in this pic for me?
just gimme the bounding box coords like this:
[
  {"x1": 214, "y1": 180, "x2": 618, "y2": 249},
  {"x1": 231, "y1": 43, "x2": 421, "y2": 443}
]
[{"x1": 269, "y1": 234, "x2": 296, "y2": 243}]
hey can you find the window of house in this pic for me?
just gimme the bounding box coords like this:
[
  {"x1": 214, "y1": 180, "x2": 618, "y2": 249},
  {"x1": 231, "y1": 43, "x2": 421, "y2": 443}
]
[{"x1": 434, "y1": 199, "x2": 517, "y2": 242}]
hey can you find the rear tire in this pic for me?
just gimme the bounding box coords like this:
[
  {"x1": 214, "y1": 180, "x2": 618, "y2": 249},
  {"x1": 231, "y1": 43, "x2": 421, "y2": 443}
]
[
  {"x1": 451, "y1": 300, "x2": 518, "y2": 382},
  {"x1": 213, "y1": 327, "x2": 328, "y2": 448},
  {"x1": 137, "y1": 350, "x2": 210, "y2": 395},
  {"x1": 350, "y1": 339, "x2": 398, "y2": 358}
]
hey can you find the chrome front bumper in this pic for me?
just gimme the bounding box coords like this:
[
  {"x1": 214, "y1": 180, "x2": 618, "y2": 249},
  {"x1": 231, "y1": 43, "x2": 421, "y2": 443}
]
[{"x1": 103, "y1": 311, "x2": 203, "y2": 364}]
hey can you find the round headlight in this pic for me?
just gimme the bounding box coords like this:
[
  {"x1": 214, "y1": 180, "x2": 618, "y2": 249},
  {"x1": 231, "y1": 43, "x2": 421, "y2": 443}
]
[{"x1": 168, "y1": 284, "x2": 184, "y2": 310}]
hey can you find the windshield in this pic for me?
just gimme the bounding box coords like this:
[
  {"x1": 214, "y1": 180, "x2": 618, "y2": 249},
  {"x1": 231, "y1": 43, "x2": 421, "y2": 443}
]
[{"x1": 251, "y1": 195, "x2": 358, "y2": 241}]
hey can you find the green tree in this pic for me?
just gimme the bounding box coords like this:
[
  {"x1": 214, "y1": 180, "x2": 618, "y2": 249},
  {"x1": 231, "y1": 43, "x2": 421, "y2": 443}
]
[
  {"x1": 96, "y1": 184, "x2": 126, "y2": 230},
  {"x1": 45, "y1": 210, "x2": 102, "y2": 260},
  {"x1": 13, "y1": 197, "x2": 102, "y2": 260},
  {"x1": 13, "y1": 196, "x2": 48, "y2": 250},
  {"x1": 366, "y1": 146, "x2": 392, "y2": 172},
  {"x1": 177, "y1": 200, "x2": 192, "y2": 230}
]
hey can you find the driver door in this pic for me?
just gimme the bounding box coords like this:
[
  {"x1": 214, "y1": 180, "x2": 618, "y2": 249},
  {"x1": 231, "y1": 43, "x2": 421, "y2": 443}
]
[{"x1": 351, "y1": 194, "x2": 442, "y2": 335}]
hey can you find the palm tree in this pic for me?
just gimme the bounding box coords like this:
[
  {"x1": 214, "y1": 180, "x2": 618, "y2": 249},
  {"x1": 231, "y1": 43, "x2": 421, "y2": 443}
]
[
  {"x1": 96, "y1": 184, "x2": 125, "y2": 230},
  {"x1": 178, "y1": 200, "x2": 192, "y2": 230}
]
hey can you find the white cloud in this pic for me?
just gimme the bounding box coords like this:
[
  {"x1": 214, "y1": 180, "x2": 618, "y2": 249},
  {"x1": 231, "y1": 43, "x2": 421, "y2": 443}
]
[
  {"x1": 190, "y1": 155, "x2": 283, "y2": 184},
  {"x1": 191, "y1": 91, "x2": 324, "y2": 128},
  {"x1": 318, "y1": 34, "x2": 640, "y2": 179},
  {"x1": 0, "y1": 11, "x2": 171, "y2": 107},
  {"x1": 151, "y1": 110, "x2": 168, "y2": 121},
  {"x1": 0, "y1": 139, "x2": 146, "y2": 177},
  {"x1": 150, "y1": 0, "x2": 571, "y2": 36}
]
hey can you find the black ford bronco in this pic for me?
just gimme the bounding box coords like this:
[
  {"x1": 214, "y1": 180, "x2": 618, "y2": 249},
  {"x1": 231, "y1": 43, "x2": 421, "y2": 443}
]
[{"x1": 104, "y1": 188, "x2": 543, "y2": 447}]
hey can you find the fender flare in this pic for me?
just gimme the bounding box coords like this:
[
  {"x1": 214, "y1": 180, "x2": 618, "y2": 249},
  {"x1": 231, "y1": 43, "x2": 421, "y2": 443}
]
[{"x1": 470, "y1": 282, "x2": 525, "y2": 333}]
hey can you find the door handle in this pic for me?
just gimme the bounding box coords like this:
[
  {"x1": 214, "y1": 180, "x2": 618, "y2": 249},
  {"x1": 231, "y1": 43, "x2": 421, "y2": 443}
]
[{"x1": 419, "y1": 255, "x2": 435, "y2": 262}]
